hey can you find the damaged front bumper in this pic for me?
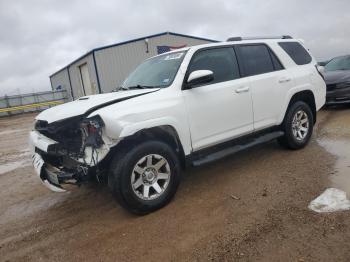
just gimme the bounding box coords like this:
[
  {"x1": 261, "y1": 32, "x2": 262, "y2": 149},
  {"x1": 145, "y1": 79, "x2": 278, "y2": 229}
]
[
  {"x1": 32, "y1": 152, "x2": 66, "y2": 192},
  {"x1": 29, "y1": 130, "x2": 96, "y2": 192}
]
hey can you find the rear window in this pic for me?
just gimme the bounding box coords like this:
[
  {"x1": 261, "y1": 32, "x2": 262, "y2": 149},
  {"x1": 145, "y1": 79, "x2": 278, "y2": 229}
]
[
  {"x1": 278, "y1": 42, "x2": 312, "y2": 65},
  {"x1": 237, "y1": 45, "x2": 275, "y2": 76}
]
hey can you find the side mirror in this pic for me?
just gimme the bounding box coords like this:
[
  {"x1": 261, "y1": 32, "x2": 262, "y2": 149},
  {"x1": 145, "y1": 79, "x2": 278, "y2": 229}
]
[
  {"x1": 186, "y1": 70, "x2": 214, "y2": 88},
  {"x1": 317, "y1": 65, "x2": 325, "y2": 74}
]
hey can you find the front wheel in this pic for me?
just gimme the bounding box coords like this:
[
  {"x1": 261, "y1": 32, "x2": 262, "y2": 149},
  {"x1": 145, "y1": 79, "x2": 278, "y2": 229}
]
[
  {"x1": 108, "y1": 140, "x2": 181, "y2": 215},
  {"x1": 278, "y1": 101, "x2": 314, "y2": 150}
]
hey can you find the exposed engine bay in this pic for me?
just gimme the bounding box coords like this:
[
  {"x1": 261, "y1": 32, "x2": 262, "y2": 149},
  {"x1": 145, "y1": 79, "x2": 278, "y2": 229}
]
[{"x1": 33, "y1": 115, "x2": 114, "y2": 187}]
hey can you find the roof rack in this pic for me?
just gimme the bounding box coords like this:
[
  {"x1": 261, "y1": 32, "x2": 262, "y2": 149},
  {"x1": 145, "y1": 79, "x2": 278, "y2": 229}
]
[{"x1": 227, "y1": 35, "x2": 293, "y2": 41}]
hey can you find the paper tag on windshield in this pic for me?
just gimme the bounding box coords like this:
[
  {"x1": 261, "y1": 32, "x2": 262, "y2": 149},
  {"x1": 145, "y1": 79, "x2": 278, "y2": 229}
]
[{"x1": 164, "y1": 53, "x2": 183, "y2": 60}]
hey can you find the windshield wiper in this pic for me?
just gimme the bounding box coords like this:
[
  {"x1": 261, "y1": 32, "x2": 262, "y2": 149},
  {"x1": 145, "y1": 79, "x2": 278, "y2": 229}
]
[{"x1": 112, "y1": 86, "x2": 123, "y2": 92}]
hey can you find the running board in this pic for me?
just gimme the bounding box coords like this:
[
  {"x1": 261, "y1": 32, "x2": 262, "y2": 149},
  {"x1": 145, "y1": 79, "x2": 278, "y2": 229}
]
[{"x1": 192, "y1": 131, "x2": 284, "y2": 167}]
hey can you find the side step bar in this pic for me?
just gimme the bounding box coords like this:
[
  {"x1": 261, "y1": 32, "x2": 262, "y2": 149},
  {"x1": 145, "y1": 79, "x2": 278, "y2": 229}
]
[{"x1": 192, "y1": 131, "x2": 284, "y2": 167}]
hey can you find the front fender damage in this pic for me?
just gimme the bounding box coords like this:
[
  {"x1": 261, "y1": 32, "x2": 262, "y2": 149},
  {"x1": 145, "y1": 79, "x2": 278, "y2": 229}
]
[
  {"x1": 31, "y1": 90, "x2": 163, "y2": 192},
  {"x1": 32, "y1": 115, "x2": 120, "y2": 191}
]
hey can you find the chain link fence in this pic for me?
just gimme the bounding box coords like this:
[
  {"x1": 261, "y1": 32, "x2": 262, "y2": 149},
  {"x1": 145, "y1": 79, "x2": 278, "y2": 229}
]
[{"x1": 0, "y1": 90, "x2": 68, "y2": 117}]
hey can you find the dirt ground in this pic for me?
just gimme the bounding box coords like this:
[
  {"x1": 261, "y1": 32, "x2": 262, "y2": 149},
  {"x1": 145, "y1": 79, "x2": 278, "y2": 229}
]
[{"x1": 0, "y1": 107, "x2": 350, "y2": 262}]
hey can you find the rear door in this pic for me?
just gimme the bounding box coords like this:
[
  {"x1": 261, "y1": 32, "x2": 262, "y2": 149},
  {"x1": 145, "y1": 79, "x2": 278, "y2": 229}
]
[
  {"x1": 236, "y1": 44, "x2": 294, "y2": 130},
  {"x1": 183, "y1": 47, "x2": 254, "y2": 151}
]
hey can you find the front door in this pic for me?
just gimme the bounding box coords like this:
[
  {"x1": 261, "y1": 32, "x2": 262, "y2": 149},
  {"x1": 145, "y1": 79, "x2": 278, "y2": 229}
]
[{"x1": 183, "y1": 47, "x2": 254, "y2": 151}]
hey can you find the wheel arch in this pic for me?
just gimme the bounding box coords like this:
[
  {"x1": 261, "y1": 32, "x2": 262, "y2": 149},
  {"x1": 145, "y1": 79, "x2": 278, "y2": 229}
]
[
  {"x1": 282, "y1": 90, "x2": 317, "y2": 124},
  {"x1": 109, "y1": 125, "x2": 187, "y2": 170}
]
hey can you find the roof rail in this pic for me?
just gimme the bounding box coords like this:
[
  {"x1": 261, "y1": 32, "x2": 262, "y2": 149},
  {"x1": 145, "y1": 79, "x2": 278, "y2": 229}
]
[{"x1": 227, "y1": 35, "x2": 293, "y2": 41}]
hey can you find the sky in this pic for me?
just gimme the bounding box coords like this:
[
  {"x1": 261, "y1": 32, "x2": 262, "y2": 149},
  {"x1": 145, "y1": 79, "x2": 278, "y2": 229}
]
[{"x1": 0, "y1": 0, "x2": 349, "y2": 96}]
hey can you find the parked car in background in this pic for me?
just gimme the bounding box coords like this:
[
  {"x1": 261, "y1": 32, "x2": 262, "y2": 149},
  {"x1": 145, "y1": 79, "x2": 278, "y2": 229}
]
[
  {"x1": 30, "y1": 36, "x2": 326, "y2": 214},
  {"x1": 323, "y1": 55, "x2": 350, "y2": 105}
]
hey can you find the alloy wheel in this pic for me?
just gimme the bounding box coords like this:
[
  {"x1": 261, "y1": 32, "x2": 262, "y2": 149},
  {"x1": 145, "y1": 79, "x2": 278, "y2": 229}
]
[
  {"x1": 292, "y1": 110, "x2": 309, "y2": 141},
  {"x1": 131, "y1": 154, "x2": 171, "y2": 200}
]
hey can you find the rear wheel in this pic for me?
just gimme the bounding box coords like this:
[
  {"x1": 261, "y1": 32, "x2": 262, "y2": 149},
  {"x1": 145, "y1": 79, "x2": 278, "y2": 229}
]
[
  {"x1": 108, "y1": 140, "x2": 181, "y2": 215},
  {"x1": 278, "y1": 101, "x2": 314, "y2": 149}
]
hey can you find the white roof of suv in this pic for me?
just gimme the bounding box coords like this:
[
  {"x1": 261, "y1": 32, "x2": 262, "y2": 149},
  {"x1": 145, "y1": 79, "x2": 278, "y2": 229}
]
[{"x1": 155, "y1": 36, "x2": 307, "y2": 63}]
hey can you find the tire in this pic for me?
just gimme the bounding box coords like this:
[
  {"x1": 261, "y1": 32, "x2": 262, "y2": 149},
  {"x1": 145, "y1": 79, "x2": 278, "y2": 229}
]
[
  {"x1": 277, "y1": 101, "x2": 314, "y2": 150},
  {"x1": 108, "y1": 140, "x2": 181, "y2": 215}
]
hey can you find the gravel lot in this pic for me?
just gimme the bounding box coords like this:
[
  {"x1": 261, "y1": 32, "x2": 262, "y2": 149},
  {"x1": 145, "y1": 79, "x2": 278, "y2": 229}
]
[{"x1": 0, "y1": 108, "x2": 350, "y2": 262}]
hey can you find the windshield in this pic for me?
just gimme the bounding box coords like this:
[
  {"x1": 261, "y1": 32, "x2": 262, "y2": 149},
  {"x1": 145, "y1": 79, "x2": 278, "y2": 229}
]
[
  {"x1": 121, "y1": 51, "x2": 186, "y2": 90},
  {"x1": 325, "y1": 56, "x2": 350, "y2": 72}
]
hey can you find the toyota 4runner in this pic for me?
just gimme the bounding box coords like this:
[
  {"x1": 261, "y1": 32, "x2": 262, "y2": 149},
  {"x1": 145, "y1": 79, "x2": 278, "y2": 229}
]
[{"x1": 30, "y1": 36, "x2": 326, "y2": 214}]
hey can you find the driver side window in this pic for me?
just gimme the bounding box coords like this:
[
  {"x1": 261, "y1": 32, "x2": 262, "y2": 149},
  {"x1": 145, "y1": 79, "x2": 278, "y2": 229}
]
[{"x1": 187, "y1": 47, "x2": 240, "y2": 86}]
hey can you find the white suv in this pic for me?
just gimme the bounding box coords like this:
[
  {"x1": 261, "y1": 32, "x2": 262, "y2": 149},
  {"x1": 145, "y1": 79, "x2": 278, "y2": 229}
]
[{"x1": 30, "y1": 36, "x2": 326, "y2": 214}]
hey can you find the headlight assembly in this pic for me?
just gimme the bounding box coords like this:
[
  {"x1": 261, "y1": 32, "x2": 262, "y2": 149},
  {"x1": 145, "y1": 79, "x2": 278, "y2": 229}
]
[{"x1": 80, "y1": 115, "x2": 105, "y2": 148}]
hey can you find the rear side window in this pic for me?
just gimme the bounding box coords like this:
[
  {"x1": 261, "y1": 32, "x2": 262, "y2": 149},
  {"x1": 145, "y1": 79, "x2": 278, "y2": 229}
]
[
  {"x1": 270, "y1": 51, "x2": 284, "y2": 70},
  {"x1": 278, "y1": 42, "x2": 312, "y2": 65},
  {"x1": 187, "y1": 47, "x2": 240, "y2": 85},
  {"x1": 237, "y1": 45, "x2": 277, "y2": 76}
]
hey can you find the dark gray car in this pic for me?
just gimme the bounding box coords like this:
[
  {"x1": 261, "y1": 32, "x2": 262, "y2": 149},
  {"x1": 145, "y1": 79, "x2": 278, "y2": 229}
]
[{"x1": 323, "y1": 55, "x2": 350, "y2": 105}]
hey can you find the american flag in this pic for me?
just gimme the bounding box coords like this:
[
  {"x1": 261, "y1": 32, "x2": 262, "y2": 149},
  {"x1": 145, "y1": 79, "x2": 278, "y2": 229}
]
[{"x1": 157, "y1": 44, "x2": 187, "y2": 54}]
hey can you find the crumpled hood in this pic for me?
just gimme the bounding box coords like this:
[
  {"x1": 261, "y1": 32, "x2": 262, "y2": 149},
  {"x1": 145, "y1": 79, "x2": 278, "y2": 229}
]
[
  {"x1": 36, "y1": 89, "x2": 159, "y2": 123},
  {"x1": 323, "y1": 70, "x2": 350, "y2": 85}
]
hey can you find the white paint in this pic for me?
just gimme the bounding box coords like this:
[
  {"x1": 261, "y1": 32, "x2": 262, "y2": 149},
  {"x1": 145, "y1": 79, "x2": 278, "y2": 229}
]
[
  {"x1": 32, "y1": 153, "x2": 44, "y2": 176},
  {"x1": 31, "y1": 152, "x2": 66, "y2": 192},
  {"x1": 42, "y1": 180, "x2": 66, "y2": 193},
  {"x1": 29, "y1": 131, "x2": 57, "y2": 153},
  {"x1": 35, "y1": 88, "x2": 158, "y2": 123},
  {"x1": 187, "y1": 69, "x2": 213, "y2": 83},
  {"x1": 309, "y1": 188, "x2": 350, "y2": 213},
  {"x1": 30, "y1": 38, "x2": 326, "y2": 194},
  {"x1": 34, "y1": 39, "x2": 326, "y2": 156},
  {"x1": 183, "y1": 77, "x2": 254, "y2": 150}
]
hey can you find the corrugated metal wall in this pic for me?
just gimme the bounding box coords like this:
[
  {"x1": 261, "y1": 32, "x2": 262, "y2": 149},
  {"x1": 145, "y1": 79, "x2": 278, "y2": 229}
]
[
  {"x1": 95, "y1": 34, "x2": 211, "y2": 93},
  {"x1": 50, "y1": 68, "x2": 73, "y2": 100},
  {"x1": 68, "y1": 54, "x2": 98, "y2": 98},
  {"x1": 50, "y1": 33, "x2": 214, "y2": 100}
]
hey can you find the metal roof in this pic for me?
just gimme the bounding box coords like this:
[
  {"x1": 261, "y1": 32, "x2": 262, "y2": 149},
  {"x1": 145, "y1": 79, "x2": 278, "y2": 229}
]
[{"x1": 50, "y1": 31, "x2": 218, "y2": 77}]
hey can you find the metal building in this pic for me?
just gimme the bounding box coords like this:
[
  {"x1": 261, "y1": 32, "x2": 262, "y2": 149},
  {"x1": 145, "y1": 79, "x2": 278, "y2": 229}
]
[{"x1": 50, "y1": 32, "x2": 217, "y2": 100}]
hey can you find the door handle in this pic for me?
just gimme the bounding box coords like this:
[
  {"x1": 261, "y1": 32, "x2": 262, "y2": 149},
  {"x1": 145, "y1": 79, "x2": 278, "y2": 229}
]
[
  {"x1": 235, "y1": 86, "x2": 250, "y2": 93},
  {"x1": 278, "y1": 77, "x2": 291, "y2": 83}
]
